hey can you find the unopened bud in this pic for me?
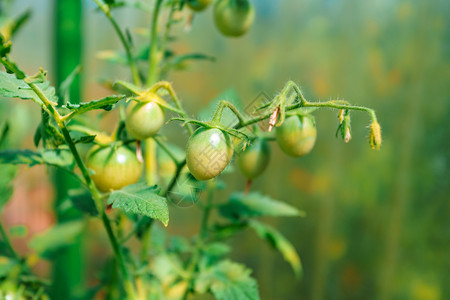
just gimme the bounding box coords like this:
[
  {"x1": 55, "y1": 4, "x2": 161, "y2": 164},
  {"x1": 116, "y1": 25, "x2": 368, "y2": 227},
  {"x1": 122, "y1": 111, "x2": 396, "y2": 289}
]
[
  {"x1": 268, "y1": 107, "x2": 280, "y2": 132},
  {"x1": 369, "y1": 121, "x2": 382, "y2": 150},
  {"x1": 345, "y1": 127, "x2": 351, "y2": 143},
  {"x1": 338, "y1": 109, "x2": 344, "y2": 123}
]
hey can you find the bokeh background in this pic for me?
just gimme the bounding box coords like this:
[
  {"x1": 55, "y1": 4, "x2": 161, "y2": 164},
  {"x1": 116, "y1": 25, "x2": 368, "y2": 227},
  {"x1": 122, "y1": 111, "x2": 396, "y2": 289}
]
[{"x1": 1, "y1": 0, "x2": 449, "y2": 299}]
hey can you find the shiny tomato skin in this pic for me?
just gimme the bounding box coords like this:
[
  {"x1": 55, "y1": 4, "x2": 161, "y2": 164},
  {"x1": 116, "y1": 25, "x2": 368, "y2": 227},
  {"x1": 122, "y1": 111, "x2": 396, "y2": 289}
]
[
  {"x1": 86, "y1": 146, "x2": 143, "y2": 192},
  {"x1": 214, "y1": 0, "x2": 255, "y2": 37},
  {"x1": 125, "y1": 99, "x2": 165, "y2": 140},
  {"x1": 186, "y1": 128, "x2": 233, "y2": 180},
  {"x1": 237, "y1": 138, "x2": 270, "y2": 179},
  {"x1": 276, "y1": 115, "x2": 317, "y2": 157}
]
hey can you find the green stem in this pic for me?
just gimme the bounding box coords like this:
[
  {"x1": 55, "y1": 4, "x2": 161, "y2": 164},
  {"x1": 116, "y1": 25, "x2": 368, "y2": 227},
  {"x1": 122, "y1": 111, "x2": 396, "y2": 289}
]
[
  {"x1": 146, "y1": 0, "x2": 163, "y2": 86},
  {"x1": 153, "y1": 136, "x2": 179, "y2": 165},
  {"x1": 163, "y1": 159, "x2": 186, "y2": 197},
  {"x1": 93, "y1": 0, "x2": 141, "y2": 86},
  {"x1": 182, "y1": 182, "x2": 215, "y2": 300},
  {"x1": 144, "y1": 138, "x2": 157, "y2": 185},
  {"x1": 211, "y1": 100, "x2": 246, "y2": 125},
  {"x1": 21, "y1": 78, "x2": 137, "y2": 299},
  {"x1": 0, "y1": 221, "x2": 19, "y2": 261}
]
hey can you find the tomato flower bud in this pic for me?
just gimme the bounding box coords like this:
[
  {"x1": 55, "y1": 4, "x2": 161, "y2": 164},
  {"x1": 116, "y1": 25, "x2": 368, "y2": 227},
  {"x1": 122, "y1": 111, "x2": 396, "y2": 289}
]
[{"x1": 369, "y1": 120, "x2": 382, "y2": 150}]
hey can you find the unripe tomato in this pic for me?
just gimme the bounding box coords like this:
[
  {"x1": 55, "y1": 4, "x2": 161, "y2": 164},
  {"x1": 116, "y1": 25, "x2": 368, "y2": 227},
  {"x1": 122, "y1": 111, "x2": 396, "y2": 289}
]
[
  {"x1": 186, "y1": 128, "x2": 233, "y2": 180},
  {"x1": 276, "y1": 115, "x2": 317, "y2": 157},
  {"x1": 237, "y1": 138, "x2": 270, "y2": 179},
  {"x1": 214, "y1": 0, "x2": 255, "y2": 37},
  {"x1": 86, "y1": 146, "x2": 143, "y2": 192},
  {"x1": 125, "y1": 98, "x2": 165, "y2": 140},
  {"x1": 186, "y1": 0, "x2": 212, "y2": 11}
]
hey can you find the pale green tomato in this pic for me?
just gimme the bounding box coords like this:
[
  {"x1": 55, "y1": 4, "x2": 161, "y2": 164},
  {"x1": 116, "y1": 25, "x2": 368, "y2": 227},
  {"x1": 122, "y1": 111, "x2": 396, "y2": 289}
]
[
  {"x1": 86, "y1": 146, "x2": 143, "y2": 192},
  {"x1": 125, "y1": 99, "x2": 165, "y2": 140},
  {"x1": 214, "y1": 0, "x2": 255, "y2": 37},
  {"x1": 187, "y1": 0, "x2": 212, "y2": 11},
  {"x1": 276, "y1": 115, "x2": 317, "y2": 157},
  {"x1": 237, "y1": 138, "x2": 270, "y2": 179},
  {"x1": 186, "y1": 128, "x2": 234, "y2": 180}
]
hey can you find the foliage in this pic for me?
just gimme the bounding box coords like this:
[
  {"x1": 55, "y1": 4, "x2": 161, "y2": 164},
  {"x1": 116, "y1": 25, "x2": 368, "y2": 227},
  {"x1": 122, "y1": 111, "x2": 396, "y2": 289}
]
[{"x1": 0, "y1": 0, "x2": 384, "y2": 299}]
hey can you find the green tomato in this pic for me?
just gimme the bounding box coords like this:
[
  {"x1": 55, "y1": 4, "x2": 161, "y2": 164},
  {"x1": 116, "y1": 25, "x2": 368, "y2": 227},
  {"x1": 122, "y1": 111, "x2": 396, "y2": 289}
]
[
  {"x1": 186, "y1": 128, "x2": 234, "y2": 180},
  {"x1": 86, "y1": 146, "x2": 143, "y2": 192},
  {"x1": 186, "y1": 0, "x2": 212, "y2": 11},
  {"x1": 125, "y1": 98, "x2": 165, "y2": 140},
  {"x1": 237, "y1": 138, "x2": 270, "y2": 179},
  {"x1": 214, "y1": 0, "x2": 255, "y2": 37},
  {"x1": 276, "y1": 115, "x2": 317, "y2": 157}
]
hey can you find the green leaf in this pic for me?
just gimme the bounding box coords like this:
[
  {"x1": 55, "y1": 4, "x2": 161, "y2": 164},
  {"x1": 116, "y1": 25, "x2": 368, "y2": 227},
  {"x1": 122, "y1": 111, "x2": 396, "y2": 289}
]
[
  {"x1": 59, "y1": 65, "x2": 82, "y2": 104},
  {"x1": 72, "y1": 135, "x2": 96, "y2": 144},
  {"x1": 108, "y1": 183, "x2": 169, "y2": 226},
  {"x1": 67, "y1": 189, "x2": 98, "y2": 216},
  {"x1": 198, "y1": 88, "x2": 243, "y2": 125},
  {"x1": 195, "y1": 260, "x2": 260, "y2": 300},
  {"x1": 29, "y1": 220, "x2": 84, "y2": 258},
  {"x1": 162, "y1": 53, "x2": 215, "y2": 74},
  {"x1": 0, "y1": 256, "x2": 17, "y2": 277},
  {"x1": 64, "y1": 95, "x2": 126, "y2": 117},
  {"x1": 218, "y1": 192, "x2": 305, "y2": 219},
  {"x1": 203, "y1": 242, "x2": 231, "y2": 258},
  {"x1": 0, "y1": 148, "x2": 74, "y2": 168},
  {"x1": 249, "y1": 220, "x2": 302, "y2": 278},
  {"x1": 0, "y1": 70, "x2": 58, "y2": 105},
  {"x1": 0, "y1": 164, "x2": 16, "y2": 211}
]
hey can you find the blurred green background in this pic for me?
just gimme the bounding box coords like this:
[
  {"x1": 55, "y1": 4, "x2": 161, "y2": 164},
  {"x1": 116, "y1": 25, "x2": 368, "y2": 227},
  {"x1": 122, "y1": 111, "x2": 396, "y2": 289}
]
[{"x1": 1, "y1": 0, "x2": 448, "y2": 299}]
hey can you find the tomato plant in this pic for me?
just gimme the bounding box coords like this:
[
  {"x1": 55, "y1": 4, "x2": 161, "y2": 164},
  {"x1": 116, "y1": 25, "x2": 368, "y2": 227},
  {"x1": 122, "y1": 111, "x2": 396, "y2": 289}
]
[{"x1": 0, "y1": 1, "x2": 383, "y2": 299}]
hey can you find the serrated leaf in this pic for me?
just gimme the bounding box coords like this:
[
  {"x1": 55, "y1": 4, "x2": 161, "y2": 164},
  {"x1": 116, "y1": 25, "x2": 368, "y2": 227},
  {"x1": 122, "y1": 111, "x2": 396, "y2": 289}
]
[
  {"x1": 195, "y1": 260, "x2": 260, "y2": 300},
  {"x1": 108, "y1": 183, "x2": 169, "y2": 226},
  {"x1": 64, "y1": 95, "x2": 126, "y2": 117},
  {"x1": 0, "y1": 70, "x2": 58, "y2": 105},
  {"x1": 249, "y1": 220, "x2": 302, "y2": 278},
  {"x1": 29, "y1": 220, "x2": 84, "y2": 258},
  {"x1": 0, "y1": 148, "x2": 74, "y2": 168},
  {"x1": 218, "y1": 192, "x2": 305, "y2": 219},
  {"x1": 198, "y1": 88, "x2": 244, "y2": 126}
]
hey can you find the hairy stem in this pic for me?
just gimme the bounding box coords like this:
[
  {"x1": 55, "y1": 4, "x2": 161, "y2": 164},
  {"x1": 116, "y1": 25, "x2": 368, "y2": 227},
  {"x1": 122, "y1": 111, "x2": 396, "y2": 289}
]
[{"x1": 22, "y1": 77, "x2": 137, "y2": 299}]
